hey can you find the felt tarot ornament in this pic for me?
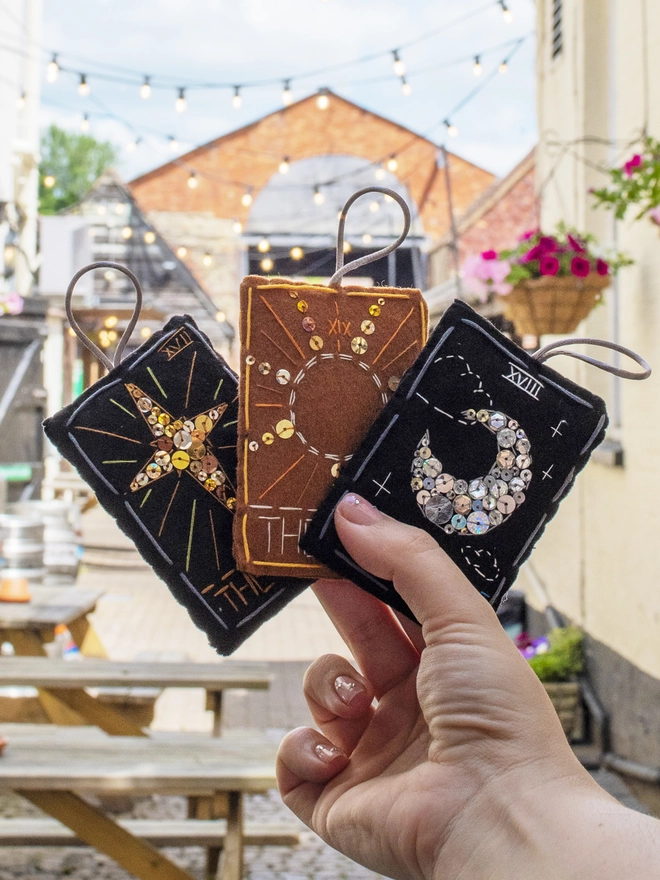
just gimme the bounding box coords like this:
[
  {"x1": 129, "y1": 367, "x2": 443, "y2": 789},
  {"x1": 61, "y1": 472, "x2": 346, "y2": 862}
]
[
  {"x1": 43, "y1": 263, "x2": 310, "y2": 655},
  {"x1": 233, "y1": 188, "x2": 428, "y2": 579},
  {"x1": 301, "y1": 299, "x2": 651, "y2": 619}
]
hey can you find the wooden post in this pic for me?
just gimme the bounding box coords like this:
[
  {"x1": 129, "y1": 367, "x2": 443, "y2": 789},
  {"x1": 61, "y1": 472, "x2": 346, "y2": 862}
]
[{"x1": 218, "y1": 791, "x2": 243, "y2": 880}]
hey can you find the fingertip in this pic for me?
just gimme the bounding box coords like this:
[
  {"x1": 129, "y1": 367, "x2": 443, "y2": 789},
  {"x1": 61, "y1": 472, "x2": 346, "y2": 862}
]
[{"x1": 276, "y1": 727, "x2": 349, "y2": 794}]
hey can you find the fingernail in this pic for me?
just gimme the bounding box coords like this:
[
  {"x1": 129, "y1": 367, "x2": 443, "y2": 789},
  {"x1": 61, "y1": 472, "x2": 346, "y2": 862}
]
[
  {"x1": 337, "y1": 494, "x2": 381, "y2": 525},
  {"x1": 334, "y1": 674, "x2": 366, "y2": 705},
  {"x1": 314, "y1": 742, "x2": 345, "y2": 764}
]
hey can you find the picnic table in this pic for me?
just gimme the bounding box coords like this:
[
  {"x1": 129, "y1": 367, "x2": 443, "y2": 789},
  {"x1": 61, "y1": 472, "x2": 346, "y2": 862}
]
[
  {"x1": 0, "y1": 656, "x2": 271, "y2": 736},
  {"x1": 0, "y1": 724, "x2": 297, "y2": 880}
]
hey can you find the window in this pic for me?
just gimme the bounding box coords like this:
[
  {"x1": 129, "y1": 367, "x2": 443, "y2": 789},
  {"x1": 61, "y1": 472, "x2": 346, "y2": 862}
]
[{"x1": 552, "y1": 0, "x2": 563, "y2": 59}]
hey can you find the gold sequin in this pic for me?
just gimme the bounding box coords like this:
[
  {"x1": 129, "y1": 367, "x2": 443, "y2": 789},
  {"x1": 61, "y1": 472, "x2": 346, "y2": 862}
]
[
  {"x1": 189, "y1": 442, "x2": 205, "y2": 461},
  {"x1": 297, "y1": 300, "x2": 308, "y2": 313},
  {"x1": 276, "y1": 419, "x2": 295, "y2": 439},
  {"x1": 378, "y1": 298, "x2": 385, "y2": 305},
  {"x1": 351, "y1": 337, "x2": 368, "y2": 355},
  {"x1": 195, "y1": 414, "x2": 213, "y2": 433},
  {"x1": 246, "y1": 355, "x2": 256, "y2": 365},
  {"x1": 226, "y1": 497, "x2": 236, "y2": 510},
  {"x1": 331, "y1": 462, "x2": 340, "y2": 477},
  {"x1": 172, "y1": 419, "x2": 183, "y2": 431},
  {"x1": 158, "y1": 412, "x2": 170, "y2": 426},
  {"x1": 204, "y1": 478, "x2": 218, "y2": 491},
  {"x1": 258, "y1": 362, "x2": 271, "y2": 375},
  {"x1": 369, "y1": 304, "x2": 381, "y2": 317},
  {"x1": 361, "y1": 320, "x2": 375, "y2": 335},
  {"x1": 262, "y1": 432, "x2": 274, "y2": 445},
  {"x1": 171, "y1": 450, "x2": 190, "y2": 470},
  {"x1": 309, "y1": 335, "x2": 324, "y2": 351}
]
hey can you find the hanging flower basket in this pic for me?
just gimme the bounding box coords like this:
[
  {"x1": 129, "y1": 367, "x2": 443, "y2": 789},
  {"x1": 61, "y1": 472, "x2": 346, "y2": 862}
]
[{"x1": 497, "y1": 273, "x2": 610, "y2": 336}]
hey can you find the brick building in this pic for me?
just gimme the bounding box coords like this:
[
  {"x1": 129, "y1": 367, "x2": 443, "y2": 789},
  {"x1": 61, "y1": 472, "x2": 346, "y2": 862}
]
[{"x1": 129, "y1": 91, "x2": 495, "y2": 349}]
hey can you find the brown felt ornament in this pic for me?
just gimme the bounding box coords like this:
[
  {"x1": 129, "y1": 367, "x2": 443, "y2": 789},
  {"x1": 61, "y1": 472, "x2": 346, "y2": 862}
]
[{"x1": 233, "y1": 188, "x2": 428, "y2": 579}]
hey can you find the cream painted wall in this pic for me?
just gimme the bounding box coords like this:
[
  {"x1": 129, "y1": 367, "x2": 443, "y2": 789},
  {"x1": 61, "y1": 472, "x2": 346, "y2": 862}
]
[{"x1": 533, "y1": 0, "x2": 660, "y2": 679}]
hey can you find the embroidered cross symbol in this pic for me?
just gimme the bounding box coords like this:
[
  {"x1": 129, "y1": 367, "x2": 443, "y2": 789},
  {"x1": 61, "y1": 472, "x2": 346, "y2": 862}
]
[
  {"x1": 551, "y1": 420, "x2": 567, "y2": 438},
  {"x1": 124, "y1": 383, "x2": 234, "y2": 510},
  {"x1": 372, "y1": 472, "x2": 392, "y2": 496}
]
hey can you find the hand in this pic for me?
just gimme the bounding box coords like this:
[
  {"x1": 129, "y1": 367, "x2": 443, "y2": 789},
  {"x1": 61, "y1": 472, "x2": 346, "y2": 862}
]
[{"x1": 277, "y1": 495, "x2": 660, "y2": 880}]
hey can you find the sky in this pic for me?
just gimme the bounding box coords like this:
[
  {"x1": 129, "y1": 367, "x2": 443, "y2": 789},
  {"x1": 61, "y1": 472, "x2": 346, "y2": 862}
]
[{"x1": 37, "y1": 0, "x2": 537, "y2": 181}]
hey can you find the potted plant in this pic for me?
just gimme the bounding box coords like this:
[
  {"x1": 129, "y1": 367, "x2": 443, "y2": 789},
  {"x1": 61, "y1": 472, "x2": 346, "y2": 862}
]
[
  {"x1": 516, "y1": 626, "x2": 585, "y2": 739},
  {"x1": 462, "y1": 225, "x2": 630, "y2": 336},
  {"x1": 591, "y1": 136, "x2": 660, "y2": 227}
]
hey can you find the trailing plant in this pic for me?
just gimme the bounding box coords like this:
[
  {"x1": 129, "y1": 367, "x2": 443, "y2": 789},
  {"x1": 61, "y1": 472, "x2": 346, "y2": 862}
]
[
  {"x1": 516, "y1": 626, "x2": 585, "y2": 684},
  {"x1": 591, "y1": 136, "x2": 660, "y2": 223}
]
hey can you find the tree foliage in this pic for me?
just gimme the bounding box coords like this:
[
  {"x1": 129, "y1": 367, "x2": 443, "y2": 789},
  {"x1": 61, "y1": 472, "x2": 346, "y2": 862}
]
[{"x1": 39, "y1": 124, "x2": 118, "y2": 214}]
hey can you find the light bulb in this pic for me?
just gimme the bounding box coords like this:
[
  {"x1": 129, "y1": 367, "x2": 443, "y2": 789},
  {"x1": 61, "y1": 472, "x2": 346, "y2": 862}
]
[
  {"x1": 177, "y1": 246, "x2": 187, "y2": 258},
  {"x1": 257, "y1": 238, "x2": 271, "y2": 253},
  {"x1": 375, "y1": 166, "x2": 387, "y2": 181},
  {"x1": 401, "y1": 78, "x2": 412, "y2": 96},
  {"x1": 316, "y1": 89, "x2": 330, "y2": 110},
  {"x1": 233, "y1": 219, "x2": 243, "y2": 234},
  {"x1": 313, "y1": 187, "x2": 325, "y2": 205},
  {"x1": 169, "y1": 137, "x2": 179, "y2": 152},
  {"x1": 115, "y1": 202, "x2": 126, "y2": 215},
  {"x1": 215, "y1": 311, "x2": 226, "y2": 323},
  {"x1": 241, "y1": 190, "x2": 253, "y2": 207},
  {"x1": 282, "y1": 80, "x2": 293, "y2": 106},
  {"x1": 260, "y1": 257, "x2": 274, "y2": 272},
  {"x1": 203, "y1": 253, "x2": 213, "y2": 267},
  {"x1": 16, "y1": 93, "x2": 26, "y2": 110},
  {"x1": 103, "y1": 271, "x2": 115, "y2": 282},
  {"x1": 43, "y1": 174, "x2": 55, "y2": 189},
  {"x1": 232, "y1": 86, "x2": 242, "y2": 109},
  {"x1": 369, "y1": 200, "x2": 380, "y2": 213},
  {"x1": 126, "y1": 138, "x2": 140, "y2": 152},
  {"x1": 140, "y1": 76, "x2": 152, "y2": 99},
  {"x1": 108, "y1": 330, "x2": 118, "y2": 342},
  {"x1": 175, "y1": 88, "x2": 187, "y2": 112},
  {"x1": 473, "y1": 56, "x2": 482, "y2": 76},
  {"x1": 362, "y1": 233, "x2": 372, "y2": 245},
  {"x1": 343, "y1": 241, "x2": 352, "y2": 254},
  {"x1": 121, "y1": 226, "x2": 133, "y2": 240},
  {"x1": 46, "y1": 54, "x2": 59, "y2": 83},
  {"x1": 187, "y1": 172, "x2": 199, "y2": 189},
  {"x1": 290, "y1": 246, "x2": 304, "y2": 260},
  {"x1": 392, "y1": 50, "x2": 406, "y2": 78},
  {"x1": 140, "y1": 327, "x2": 152, "y2": 339},
  {"x1": 499, "y1": 1, "x2": 514, "y2": 23},
  {"x1": 279, "y1": 156, "x2": 290, "y2": 174},
  {"x1": 80, "y1": 114, "x2": 90, "y2": 133},
  {"x1": 97, "y1": 204, "x2": 107, "y2": 215},
  {"x1": 78, "y1": 74, "x2": 90, "y2": 96},
  {"x1": 499, "y1": 60, "x2": 509, "y2": 74},
  {"x1": 144, "y1": 231, "x2": 156, "y2": 244},
  {"x1": 444, "y1": 119, "x2": 459, "y2": 137},
  {"x1": 387, "y1": 155, "x2": 398, "y2": 172}
]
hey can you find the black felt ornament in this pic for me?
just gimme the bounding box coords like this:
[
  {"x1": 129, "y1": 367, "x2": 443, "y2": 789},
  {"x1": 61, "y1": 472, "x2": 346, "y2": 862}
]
[
  {"x1": 301, "y1": 300, "x2": 650, "y2": 620},
  {"x1": 44, "y1": 263, "x2": 310, "y2": 655}
]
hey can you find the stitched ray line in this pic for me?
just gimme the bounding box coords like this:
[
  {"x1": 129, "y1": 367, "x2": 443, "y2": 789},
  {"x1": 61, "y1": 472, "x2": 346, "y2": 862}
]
[
  {"x1": 185, "y1": 351, "x2": 197, "y2": 410},
  {"x1": 259, "y1": 296, "x2": 305, "y2": 359},
  {"x1": 159, "y1": 479, "x2": 180, "y2": 537},
  {"x1": 147, "y1": 367, "x2": 167, "y2": 399},
  {"x1": 259, "y1": 329, "x2": 299, "y2": 366},
  {"x1": 140, "y1": 488, "x2": 152, "y2": 508},
  {"x1": 110, "y1": 399, "x2": 136, "y2": 419},
  {"x1": 102, "y1": 459, "x2": 138, "y2": 464},
  {"x1": 381, "y1": 338, "x2": 419, "y2": 371},
  {"x1": 209, "y1": 509, "x2": 220, "y2": 570},
  {"x1": 372, "y1": 306, "x2": 415, "y2": 366},
  {"x1": 75, "y1": 426, "x2": 142, "y2": 444},
  {"x1": 186, "y1": 498, "x2": 197, "y2": 572},
  {"x1": 259, "y1": 454, "x2": 306, "y2": 500},
  {"x1": 213, "y1": 378, "x2": 224, "y2": 401}
]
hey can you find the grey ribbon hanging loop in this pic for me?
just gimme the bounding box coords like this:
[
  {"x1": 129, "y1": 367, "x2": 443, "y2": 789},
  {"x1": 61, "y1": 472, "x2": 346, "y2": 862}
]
[
  {"x1": 329, "y1": 187, "x2": 411, "y2": 286},
  {"x1": 533, "y1": 337, "x2": 651, "y2": 380},
  {"x1": 66, "y1": 261, "x2": 144, "y2": 371}
]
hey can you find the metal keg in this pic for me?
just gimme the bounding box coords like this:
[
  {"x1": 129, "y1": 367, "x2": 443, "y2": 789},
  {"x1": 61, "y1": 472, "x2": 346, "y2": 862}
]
[
  {"x1": 11, "y1": 501, "x2": 81, "y2": 584},
  {"x1": 0, "y1": 514, "x2": 45, "y2": 583}
]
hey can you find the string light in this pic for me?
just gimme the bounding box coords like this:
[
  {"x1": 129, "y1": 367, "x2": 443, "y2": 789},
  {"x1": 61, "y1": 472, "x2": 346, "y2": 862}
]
[
  {"x1": 175, "y1": 88, "x2": 187, "y2": 112},
  {"x1": 473, "y1": 55, "x2": 482, "y2": 76},
  {"x1": 97, "y1": 204, "x2": 106, "y2": 215},
  {"x1": 176, "y1": 246, "x2": 187, "y2": 258},
  {"x1": 386, "y1": 155, "x2": 398, "y2": 172},
  {"x1": 392, "y1": 50, "x2": 406, "y2": 77},
  {"x1": 499, "y1": 0, "x2": 514, "y2": 23},
  {"x1": 143, "y1": 231, "x2": 156, "y2": 244},
  {"x1": 140, "y1": 327, "x2": 152, "y2": 339},
  {"x1": 202, "y1": 253, "x2": 213, "y2": 267},
  {"x1": 343, "y1": 241, "x2": 352, "y2": 254},
  {"x1": 140, "y1": 76, "x2": 152, "y2": 99},
  {"x1": 257, "y1": 238, "x2": 271, "y2": 253},
  {"x1": 374, "y1": 166, "x2": 387, "y2": 181},
  {"x1": 78, "y1": 74, "x2": 90, "y2": 96},
  {"x1": 15, "y1": 92, "x2": 26, "y2": 110},
  {"x1": 444, "y1": 119, "x2": 459, "y2": 137},
  {"x1": 46, "y1": 53, "x2": 59, "y2": 83},
  {"x1": 121, "y1": 226, "x2": 133, "y2": 239},
  {"x1": 369, "y1": 200, "x2": 380, "y2": 213},
  {"x1": 401, "y1": 77, "x2": 412, "y2": 96},
  {"x1": 282, "y1": 79, "x2": 293, "y2": 106},
  {"x1": 104, "y1": 315, "x2": 118, "y2": 329},
  {"x1": 126, "y1": 137, "x2": 140, "y2": 152},
  {"x1": 187, "y1": 172, "x2": 199, "y2": 189},
  {"x1": 316, "y1": 88, "x2": 330, "y2": 110},
  {"x1": 215, "y1": 311, "x2": 226, "y2": 322},
  {"x1": 499, "y1": 59, "x2": 509, "y2": 73},
  {"x1": 103, "y1": 269, "x2": 115, "y2": 281},
  {"x1": 362, "y1": 233, "x2": 372, "y2": 245},
  {"x1": 290, "y1": 246, "x2": 304, "y2": 260},
  {"x1": 43, "y1": 175, "x2": 55, "y2": 189},
  {"x1": 260, "y1": 257, "x2": 274, "y2": 272},
  {"x1": 168, "y1": 136, "x2": 179, "y2": 152},
  {"x1": 241, "y1": 188, "x2": 253, "y2": 207},
  {"x1": 233, "y1": 219, "x2": 243, "y2": 234},
  {"x1": 279, "y1": 156, "x2": 290, "y2": 175},
  {"x1": 232, "y1": 86, "x2": 242, "y2": 109},
  {"x1": 313, "y1": 186, "x2": 325, "y2": 205},
  {"x1": 80, "y1": 113, "x2": 90, "y2": 133}
]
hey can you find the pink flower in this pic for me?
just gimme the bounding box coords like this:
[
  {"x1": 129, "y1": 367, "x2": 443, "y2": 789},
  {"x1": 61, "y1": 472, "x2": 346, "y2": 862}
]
[
  {"x1": 521, "y1": 245, "x2": 543, "y2": 262},
  {"x1": 518, "y1": 228, "x2": 538, "y2": 242},
  {"x1": 540, "y1": 256, "x2": 560, "y2": 276},
  {"x1": 567, "y1": 234, "x2": 585, "y2": 252},
  {"x1": 462, "y1": 255, "x2": 512, "y2": 301},
  {"x1": 481, "y1": 250, "x2": 498, "y2": 260},
  {"x1": 596, "y1": 259, "x2": 609, "y2": 276},
  {"x1": 1, "y1": 292, "x2": 23, "y2": 315},
  {"x1": 538, "y1": 236, "x2": 557, "y2": 253},
  {"x1": 571, "y1": 256, "x2": 591, "y2": 278},
  {"x1": 623, "y1": 154, "x2": 643, "y2": 176},
  {"x1": 648, "y1": 207, "x2": 660, "y2": 226}
]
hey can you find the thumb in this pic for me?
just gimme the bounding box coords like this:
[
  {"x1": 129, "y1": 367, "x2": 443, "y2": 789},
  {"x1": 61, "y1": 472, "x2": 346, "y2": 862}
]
[{"x1": 334, "y1": 494, "x2": 499, "y2": 635}]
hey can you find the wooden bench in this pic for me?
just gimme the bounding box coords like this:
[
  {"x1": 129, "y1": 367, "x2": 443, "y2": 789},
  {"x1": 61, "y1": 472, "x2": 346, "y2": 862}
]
[
  {"x1": 0, "y1": 724, "x2": 298, "y2": 880},
  {"x1": 0, "y1": 657, "x2": 271, "y2": 736}
]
